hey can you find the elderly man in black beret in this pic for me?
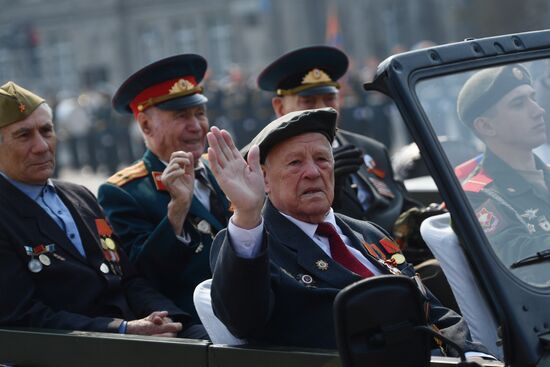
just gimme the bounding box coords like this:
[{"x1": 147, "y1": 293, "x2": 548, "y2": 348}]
[
  {"x1": 456, "y1": 64, "x2": 549, "y2": 286},
  {"x1": 98, "y1": 54, "x2": 232, "y2": 325},
  {"x1": 205, "y1": 107, "x2": 491, "y2": 358},
  {"x1": 0, "y1": 81, "x2": 201, "y2": 337}
]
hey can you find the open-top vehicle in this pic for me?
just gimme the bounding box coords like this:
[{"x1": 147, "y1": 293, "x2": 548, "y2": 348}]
[{"x1": 2, "y1": 29, "x2": 549, "y2": 367}]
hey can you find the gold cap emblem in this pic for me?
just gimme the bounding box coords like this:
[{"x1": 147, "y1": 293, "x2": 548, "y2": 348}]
[
  {"x1": 276, "y1": 69, "x2": 340, "y2": 96},
  {"x1": 169, "y1": 79, "x2": 196, "y2": 94},
  {"x1": 302, "y1": 68, "x2": 332, "y2": 85}
]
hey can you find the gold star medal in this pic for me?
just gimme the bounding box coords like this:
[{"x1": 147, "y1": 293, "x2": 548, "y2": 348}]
[{"x1": 315, "y1": 259, "x2": 329, "y2": 271}]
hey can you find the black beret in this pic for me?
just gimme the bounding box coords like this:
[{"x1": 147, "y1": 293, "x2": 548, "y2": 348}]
[
  {"x1": 257, "y1": 46, "x2": 348, "y2": 96},
  {"x1": 241, "y1": 107, "x2": 337, "y2": 163},
  {"x1": 457, "y1": 64, "x2": 532, "y2": 124},
  {"x1": 112, "y1": 54, "x2": 208, "y2": 116}
]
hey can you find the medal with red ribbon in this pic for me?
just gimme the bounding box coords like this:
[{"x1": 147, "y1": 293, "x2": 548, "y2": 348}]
[{"x1": 95, "y1": 219, "x2": 122, "y2": 276}]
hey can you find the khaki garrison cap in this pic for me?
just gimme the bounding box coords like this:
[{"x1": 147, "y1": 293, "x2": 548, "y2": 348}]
[
  {"x1": 457, "y1": 64, "x2": 532, "y2": 125},
  {"x1": 0, "y1": 81, "x2": 45, "y2": 128},
  {"x1": 241, "y1": 107, "x2": 338, "y2": 163}
]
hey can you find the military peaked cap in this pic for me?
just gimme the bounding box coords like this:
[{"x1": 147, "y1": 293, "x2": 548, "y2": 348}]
[
  {"x1": 257, "y1": 46, "x2": 348, "y2": 97},
  {"x1": 112, "y1": 54, "x2": 208, "y2": 116}
]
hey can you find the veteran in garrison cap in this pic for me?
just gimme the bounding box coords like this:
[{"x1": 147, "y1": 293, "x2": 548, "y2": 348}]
[
  {"x1": 455, "y1": 63, "x2": 549, "y2": 286},
  {"x1": 0, "y1": 81, "x2": 193, "y2": 337},
  {"x1": 97, "y1": 54, "x2": 232, "y2": 325},
  {"x1": 203, "y1": 108, "x2": 485, "y2": 355},
  {"x1": 257, "y1": 45, "x2": 419, "y2": 237}
]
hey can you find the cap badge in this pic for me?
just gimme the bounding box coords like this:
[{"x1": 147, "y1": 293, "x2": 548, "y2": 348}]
[
  {"x1": 169, "y1": 79, "x2": 195, "y2": 94},
  {"x1": 18, "y1": 102, "x2": 26, "y2": 112},
  {"x1": 512, "y1": 67, "x2": 524, "y2": 80},
  {"x1": 302, "y1": 68, "x2": 332, "y2": 85}
]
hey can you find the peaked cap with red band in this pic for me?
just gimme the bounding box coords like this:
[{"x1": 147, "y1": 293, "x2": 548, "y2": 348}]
[{"x1": 112, "y1": 54, "x2": 208, "y2": 117}]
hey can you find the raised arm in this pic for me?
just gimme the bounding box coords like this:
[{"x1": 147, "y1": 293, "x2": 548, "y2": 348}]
[{"x1": 206, "y1": 127, "x2": 265, "y2": 229}]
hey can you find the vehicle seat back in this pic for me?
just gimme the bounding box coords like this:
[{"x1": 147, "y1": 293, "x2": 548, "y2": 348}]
[
  {"x1": 420, "y1": 213, "x2": 503, "y2": 359},
  {"x1": 193, "y1": 279, "x2": 246, "y2": 345}
]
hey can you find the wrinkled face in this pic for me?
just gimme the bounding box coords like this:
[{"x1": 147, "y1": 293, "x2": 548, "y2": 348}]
[
  {"x1": 476, "y1": 84, "x2": 546, "y2": 150},
  {"x1": 0, "y1": 104, "x2": 56, "y2": 184},
  {"x1": 277, "y1": 93, "x2": 340, "y2": 117},
  {"x1": 263, "y1": 132, "x2": 334, "y2": 223},
  {"x1": 141, "y1": 104, "x2": 209, "y2": 164}
]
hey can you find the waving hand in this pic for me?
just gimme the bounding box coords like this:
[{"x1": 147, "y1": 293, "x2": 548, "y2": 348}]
[{"x1": 207, "y1": 127, "x2": 265, "y2": 229}]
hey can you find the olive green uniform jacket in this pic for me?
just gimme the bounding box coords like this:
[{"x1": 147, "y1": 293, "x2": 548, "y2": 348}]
[{"x1": 462, "y1": 149, "x2": 550, "y2": 286}]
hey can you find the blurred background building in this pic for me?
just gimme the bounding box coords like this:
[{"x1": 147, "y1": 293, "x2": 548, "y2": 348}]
[{"x1": 2, "y1": 0, "x2": 549, "y2": 95}]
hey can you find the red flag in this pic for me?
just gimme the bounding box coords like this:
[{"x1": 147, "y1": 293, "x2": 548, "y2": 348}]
[{"x1": 325, "y1": 6, "x2": 343, "y2": 49}]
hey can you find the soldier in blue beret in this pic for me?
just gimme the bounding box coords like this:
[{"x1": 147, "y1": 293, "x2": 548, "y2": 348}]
[
  {"x1": 457, "y1": 64, "x2": 549, "y2": 286},
  {"x1": 256, "y1": 45, "x2": 419, "y2": 236},
  {"x1": 97, "y1": 54, "x2": 232, "y2": 326},
  {"x1": 0, "y1": 81, "x2": 198, "y2": 337}
]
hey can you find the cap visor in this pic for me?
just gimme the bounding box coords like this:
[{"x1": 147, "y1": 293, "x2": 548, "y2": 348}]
[{"x1": 297, "y1": 85, "x2": 339, "y2": 96}]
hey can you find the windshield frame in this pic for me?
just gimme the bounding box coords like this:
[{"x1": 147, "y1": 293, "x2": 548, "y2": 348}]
[{"x1": 366, "y1": 31, "x2": 550, "y2": 366}]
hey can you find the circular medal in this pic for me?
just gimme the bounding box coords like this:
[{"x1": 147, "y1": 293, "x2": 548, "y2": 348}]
[
  {"x1": 301, "y1": 274, "x2": 313, "y2": 285},
  {"x1": 197, "y1": 220, "x2": 212, "y2": 234},
  {"x1": 391, "y1": 253, "x2": 406, "y2": 265},
  {"x1": 105, "y1": 238, "x2": 116, "y2": 250},
  {"x1": 28, "y1": 258, "x2": 43, "y2": 273},
  {"x1": 100, "y1": 263, "x2": 110, "y2": 274},
  {"x1": 39, "y1": 254, "x2": 51, "y2": 266},
  {"x1": 100, "y1": 238, "x2": 108, "y2": 249}
]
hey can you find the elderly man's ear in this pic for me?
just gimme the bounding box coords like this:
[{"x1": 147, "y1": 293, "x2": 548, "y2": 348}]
[
  {"x1": 473, "y1": 116, "x2": 497, "y2": 138},
  {"x1": 261, "y1": 165, "x2": 270, "y2": 194},
  {"x1": 137, "y1": 111, "x2": 153, "y2": 136},
  {"x1": 272, "y1": 97, "x2": 285, "y2": 118}
]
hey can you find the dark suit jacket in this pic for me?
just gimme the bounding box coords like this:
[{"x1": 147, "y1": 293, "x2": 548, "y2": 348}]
[
  {"x1": 210, "y1": 200, "x2": 480, "y2": 353},
  {"x1": 0, "y1": 176, "x2": 186, "y2": 332},
  {"x1": 334, "y1": 130, "x2": 419, "y2": 232},
  {"x1": 98, "y1": 149, "x2": 231, "y2": 322}
]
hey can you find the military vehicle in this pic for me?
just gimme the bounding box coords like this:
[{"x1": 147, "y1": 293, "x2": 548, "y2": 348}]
[{"x1": 1, "y1": 29, "x2": 549, "y2": 367}]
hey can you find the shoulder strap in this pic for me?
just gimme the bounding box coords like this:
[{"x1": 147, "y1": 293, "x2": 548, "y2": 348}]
[{"x1": 106, "y1": 161, "x2": 147, "y2": 186}]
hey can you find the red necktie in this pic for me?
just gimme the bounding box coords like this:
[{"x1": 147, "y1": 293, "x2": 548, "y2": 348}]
[{"x1": 316, "y1": 222, "x2": 374, "y2": 278}]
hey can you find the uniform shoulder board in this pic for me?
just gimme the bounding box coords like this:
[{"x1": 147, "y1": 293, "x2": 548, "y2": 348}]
[
  {"x1": 462, "y1": 169, "x2": 493, "y2": 193},
  {"x1": 107, "y1": 161, "x2": 147, "y2": 186}
]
